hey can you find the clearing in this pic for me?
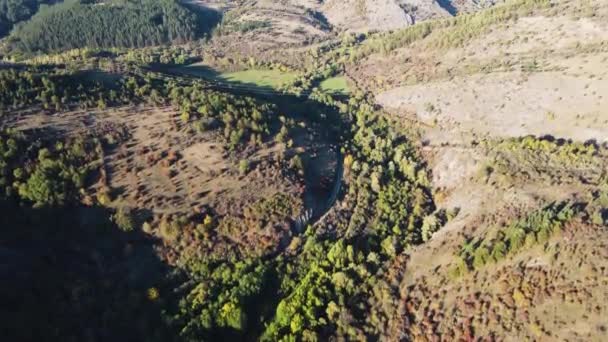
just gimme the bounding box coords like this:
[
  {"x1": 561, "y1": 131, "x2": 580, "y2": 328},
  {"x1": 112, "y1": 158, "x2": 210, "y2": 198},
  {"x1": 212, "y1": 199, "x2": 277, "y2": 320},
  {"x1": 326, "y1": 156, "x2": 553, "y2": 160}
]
[
  {"x1": 319, "y1": 76, "x2": 350, "y2": 94},
  {"x1": 170, "y1": 63, "x2": 299, "y2": 91}
]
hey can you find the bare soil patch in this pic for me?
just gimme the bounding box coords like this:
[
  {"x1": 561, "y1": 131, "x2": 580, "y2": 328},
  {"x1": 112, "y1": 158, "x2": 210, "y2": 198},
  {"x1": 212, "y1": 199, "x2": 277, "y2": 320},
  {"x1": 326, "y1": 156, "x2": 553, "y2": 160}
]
[
  {"x1": 378, "y1": 70, "x2": 608, "y2": 144},
  {"x1": 7, "y1": 105, "x2": 302, "y2": 218}
]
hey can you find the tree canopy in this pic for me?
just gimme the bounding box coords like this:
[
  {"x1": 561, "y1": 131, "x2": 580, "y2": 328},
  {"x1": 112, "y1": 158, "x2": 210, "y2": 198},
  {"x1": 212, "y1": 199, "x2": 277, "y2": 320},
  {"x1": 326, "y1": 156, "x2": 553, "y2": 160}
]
[{"x1": 9, "y1": 0, "x2": 211, "y2": 52}]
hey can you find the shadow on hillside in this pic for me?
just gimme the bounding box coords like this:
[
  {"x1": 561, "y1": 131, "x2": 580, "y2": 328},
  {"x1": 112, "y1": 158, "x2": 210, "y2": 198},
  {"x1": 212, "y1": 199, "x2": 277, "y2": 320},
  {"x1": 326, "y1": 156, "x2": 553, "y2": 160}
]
[
  {"x1": 181, "y1": 1, "x2": 223, "y2": 36},
  {"x1": 160, "y1": 63, "x2": 285, "y2": 97},
  {"x1": 0, "y1": 201, "x2": 178, "y2": 341},
  {"x1": 436, "y1": 0, "x2": 458, "y2": 16}
]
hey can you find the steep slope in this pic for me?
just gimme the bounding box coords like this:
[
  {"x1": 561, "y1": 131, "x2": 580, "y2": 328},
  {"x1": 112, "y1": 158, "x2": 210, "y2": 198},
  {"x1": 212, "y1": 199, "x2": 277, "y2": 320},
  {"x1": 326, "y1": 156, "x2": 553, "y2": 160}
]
[
  {"x1": 320, "y1": 0, "x2": 501, "y2": 32},
  {"x1": 7, "y1": 0, "x2": 212, "y2": 52},
  {"x1": 191, "y1": 0, "x2": 500, "y2": 36},
  {"x1": 347, "y1": 0, "x2": 608, "y2": 144},
  {"x1": 335, "y1": 0, "x2": 608, "y2": 339},
  {"x1": 186, "y1": 0, "x2": 332, "y2": 65},
  {"x1": 0, "y1": 0, "x2": 60, "y2": 37}
]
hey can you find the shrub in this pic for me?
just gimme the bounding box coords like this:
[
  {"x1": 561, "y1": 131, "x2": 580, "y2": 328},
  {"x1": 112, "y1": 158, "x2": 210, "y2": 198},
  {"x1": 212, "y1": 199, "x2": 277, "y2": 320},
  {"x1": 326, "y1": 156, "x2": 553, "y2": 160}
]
[
  {"x1": 449, "y1": 257, "x2": 468, "y2": 279},
  {"x1": 142, "y1": 221, "x2": 153, "y2": 234},
  {"x1": 512, "y1": 289, "x2": 527, "y2": 307},
  {"x1": 97, "y1": 188, "x2": 112, "y2": 206},
  {"x1": 290, "y1": 155, "x2": 304, "y2": 173},
  {"x1": 591, "y1": 210, "x2": 605, "y2": 226},
  {"x1": 491, "y1": 241, "x2": 507, "y2": 262},
  {"x1": 472, "y1": 246, "x2": 490, "y2": 269},
  {"x1": 159, "y1": 218, "x2": 179, "y2": 242},
  {"x1": 113, "y1": 207, "x2": 135, "y2": 232},
  {"x1": 147, "y1": 287, "x2": 160, "y2": 301},
  {"x1": 239, "y1": 159, "x2": 250, "y2": 175}
]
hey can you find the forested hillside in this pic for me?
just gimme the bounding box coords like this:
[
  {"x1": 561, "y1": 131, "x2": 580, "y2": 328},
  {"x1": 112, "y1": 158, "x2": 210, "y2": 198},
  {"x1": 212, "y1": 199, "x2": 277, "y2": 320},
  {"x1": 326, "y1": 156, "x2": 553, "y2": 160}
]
[{"x1": 8, "y1": 0, "x2": 212, "y2": 52}]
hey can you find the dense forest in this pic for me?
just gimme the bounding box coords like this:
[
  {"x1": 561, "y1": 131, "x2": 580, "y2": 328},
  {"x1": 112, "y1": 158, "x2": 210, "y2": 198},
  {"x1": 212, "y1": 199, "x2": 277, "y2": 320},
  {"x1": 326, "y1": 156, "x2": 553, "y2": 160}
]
[{"x1": 8, "y1": 0, "x2": 213, "y2": 52}]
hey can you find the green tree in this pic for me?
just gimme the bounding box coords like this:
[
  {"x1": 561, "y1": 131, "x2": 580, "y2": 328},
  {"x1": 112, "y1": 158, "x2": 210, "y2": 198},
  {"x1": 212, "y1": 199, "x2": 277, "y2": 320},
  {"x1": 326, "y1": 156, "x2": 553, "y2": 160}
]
[{"x1": 18, "y1": 163, "x2": 65, "y2": 207}]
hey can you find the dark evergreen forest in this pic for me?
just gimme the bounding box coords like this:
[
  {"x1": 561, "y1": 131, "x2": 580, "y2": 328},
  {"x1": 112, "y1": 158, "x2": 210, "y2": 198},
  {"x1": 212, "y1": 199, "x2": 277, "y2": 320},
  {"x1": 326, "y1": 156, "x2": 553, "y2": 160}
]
[{"x1": 8, "y1": 0, "x2": 215, "y2": 52}]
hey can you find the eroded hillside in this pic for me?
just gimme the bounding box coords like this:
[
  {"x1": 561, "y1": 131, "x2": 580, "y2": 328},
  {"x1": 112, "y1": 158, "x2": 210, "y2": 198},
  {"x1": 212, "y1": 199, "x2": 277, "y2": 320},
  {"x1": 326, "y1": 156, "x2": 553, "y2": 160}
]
[{"x1": 339, "y1": 0, "x2": 608, "y2": 339}]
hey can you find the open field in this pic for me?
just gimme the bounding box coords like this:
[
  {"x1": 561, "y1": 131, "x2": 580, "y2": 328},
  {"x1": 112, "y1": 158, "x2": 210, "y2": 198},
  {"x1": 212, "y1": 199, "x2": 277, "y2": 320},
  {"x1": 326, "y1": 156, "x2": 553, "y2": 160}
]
[
  {"x1": 221, "y1": 69, "x2": 298, "y2": 88},
  {"x1": 377, "y1": 69, "x2": 608, "y2": 144},
  {"x1": 319, "y1": 76, "x2": 350, "y2": 94},
  {"x1": 174, "y1": 63, "x2": 299, "y2": 90}
]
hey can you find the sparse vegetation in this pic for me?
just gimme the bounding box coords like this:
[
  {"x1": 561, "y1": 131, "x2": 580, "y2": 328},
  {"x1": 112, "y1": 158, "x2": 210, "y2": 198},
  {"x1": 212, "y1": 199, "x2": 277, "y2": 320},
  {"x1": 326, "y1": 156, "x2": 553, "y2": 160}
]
[{"x1": 352, "y1": 0, "x2": 553, "y2": 60}]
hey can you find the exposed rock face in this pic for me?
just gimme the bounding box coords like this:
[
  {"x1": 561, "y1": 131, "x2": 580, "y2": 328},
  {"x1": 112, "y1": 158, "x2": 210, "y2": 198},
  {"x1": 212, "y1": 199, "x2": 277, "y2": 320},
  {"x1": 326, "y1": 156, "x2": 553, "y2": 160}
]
[
  {"x1": 319, "y1": 0, "x2": 501, "y2": 32},
  {"x1": 192, "y1": 0, "x2": 502, "y2": 34},
  {"x1": 321, "y1": 0, "x2": 444, "y2": 32}
]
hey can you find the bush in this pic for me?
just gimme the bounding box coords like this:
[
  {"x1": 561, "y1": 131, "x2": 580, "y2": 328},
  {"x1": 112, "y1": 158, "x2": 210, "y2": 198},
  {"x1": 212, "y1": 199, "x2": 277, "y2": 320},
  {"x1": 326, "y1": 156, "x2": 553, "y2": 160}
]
[
  {"x1": 290, "y1": 155, "x2": 304, "y2": 173},
  {"x1": 592, "y1": 209, "x2": 606, "y2": 226},
  {"x1": 142, "y1": 221, "x2": 153, "y2": 234},
  {"x1": 472, "y1": 246, "x2": 490, "y2": 269},
  {"x1": 18, "y1": 165, "x2": 66, "y2": 207},
  {"x1": 491, "y1": 241, "x2": 507, "y2": 262},
  {"x1": 159, "y1": 218, "x2": 179, "y2": 242},
  {"x1": 96, "y1": 188, "x2": 112, "y2": 206},
  {"x1": 239, "y1": 159, "x2": 250, "y2": 175},
  {"x1": 449, "y1": 257, "x2": 468, "y2": 279},
  {"x1": 421, "y1": 209, "x2": 448, "y2": 242},
  {"x1": 113, "y1": 207, "x2": 135, "y2": 232}
]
